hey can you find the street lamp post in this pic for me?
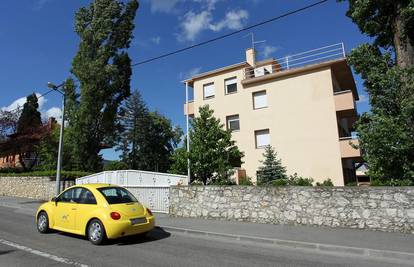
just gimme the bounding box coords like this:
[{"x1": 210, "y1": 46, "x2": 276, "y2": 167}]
[{"x1": 47, "y1": 82, "x2": 65, "y2": 196}]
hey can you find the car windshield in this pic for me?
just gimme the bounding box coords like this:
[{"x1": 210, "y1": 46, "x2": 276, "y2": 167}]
[{"x1": 97, "y1": 187, "x2": 138, "y2": 204}]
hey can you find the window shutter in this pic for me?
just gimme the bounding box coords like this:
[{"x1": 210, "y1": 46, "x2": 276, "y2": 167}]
[
  {"x1": 253, "y1": 91, "x2": 267, "y2": 109},
  {"x1": 203, "y1": 83, "x2": 215, "y2": 98},
  {"x1": 255, "y1": 129, "x2": 270, "y2": 148}
]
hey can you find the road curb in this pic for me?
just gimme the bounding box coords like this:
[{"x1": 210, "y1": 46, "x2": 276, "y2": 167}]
[{"x1": 159, "y1": 225, "x2": 414, "y2": 263}]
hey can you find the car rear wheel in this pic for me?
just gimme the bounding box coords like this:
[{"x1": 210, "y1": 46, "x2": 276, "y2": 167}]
[
  {"x1": 87, "y1": 219, "x2": 106, "y2": 245},
  {"x1": 37, "y1": 212, "x2": 50, "y2": 233}
]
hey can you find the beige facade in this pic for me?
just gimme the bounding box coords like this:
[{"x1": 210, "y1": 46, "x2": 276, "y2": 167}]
[{"x1": 184, "y1": 46, "x2": 361, "y2": 185}]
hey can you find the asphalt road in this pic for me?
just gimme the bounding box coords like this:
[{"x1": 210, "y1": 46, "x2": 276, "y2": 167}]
[{"x1": 0, "y1": 206, "x2": 412, "y2": 267}]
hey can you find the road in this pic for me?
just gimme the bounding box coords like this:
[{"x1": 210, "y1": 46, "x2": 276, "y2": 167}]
[{"x1": 0, "y1": 206, "x2": 412, "y2": 267}]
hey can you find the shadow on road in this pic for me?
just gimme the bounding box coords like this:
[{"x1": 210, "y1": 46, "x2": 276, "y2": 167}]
[
  {"x1": 0, "y1": 249, "x2": 15, "y2": 255},
  {"x1": 55, "y1": 227, "x2": 171, "y2": 246},
  {"x1": 114, "y1": 227, "x2": 171, "y2": 246}
]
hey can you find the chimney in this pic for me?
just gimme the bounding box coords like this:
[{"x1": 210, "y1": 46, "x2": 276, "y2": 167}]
[{"x1": 246, "y1": 48, "x2": 256, "y2": 67}]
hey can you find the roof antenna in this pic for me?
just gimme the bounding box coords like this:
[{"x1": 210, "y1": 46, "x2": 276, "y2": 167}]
[{"x1": 244, "y1": 32, "x2": 266, "y2": 50}]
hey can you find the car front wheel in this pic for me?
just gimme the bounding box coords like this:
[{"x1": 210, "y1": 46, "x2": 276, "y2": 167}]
[
  {"x1": 87, "y1": 219, "x2": 106, "y2": 245},
  {"x1": 37, "y1": 212, "x2": 50, "y2": 233}
]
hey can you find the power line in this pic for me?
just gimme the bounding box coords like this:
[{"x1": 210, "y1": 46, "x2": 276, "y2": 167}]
[
  {"x1": 132, "y1": 0, "x2": 329, "y2": 67},
  {"x1": 1, "y1": 89, "x2": 55, "y2": 114}
]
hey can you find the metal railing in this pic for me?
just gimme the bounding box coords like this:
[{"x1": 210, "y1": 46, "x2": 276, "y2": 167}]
[{"x1": 244, "y1": 43, "x2": 345, "y2": 79}]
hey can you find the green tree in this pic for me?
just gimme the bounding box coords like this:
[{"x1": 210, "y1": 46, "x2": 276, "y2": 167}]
[
  {"x1": 66, "y1": 0, "x2": 139, "y2": 171},
  {"x1": 340, "y1": 0, "x2": 414, "y2": 67},
  {"x1": 17, "y1": 94, "x2": 41, "y2": 134},
  {"x1": 104, "y1": 160, "x2": 128, "y2": 171},
  {"x1": 117, "y1": 91, "x2": 183, "y2": 172},
  {"x1": 170, "y1": 105, "x2": 244, "y2": 185},
  {"x1": 257, "y1": 145, "x2": 287, "y2": 185},
  {"x1": 36, "y1": 126, "x2": 76, "y2": 171},
  {"x1": 340, "y1": 1, "x2": 414, "y2": 182}
]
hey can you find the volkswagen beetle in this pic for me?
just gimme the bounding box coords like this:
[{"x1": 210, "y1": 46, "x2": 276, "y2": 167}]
[{"x1": 36, "y1": 184, "x2": 155, "y2": 245}]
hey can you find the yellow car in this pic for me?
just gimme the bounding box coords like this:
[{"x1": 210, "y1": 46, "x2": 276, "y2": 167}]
[{"x1": 36, "y1": 184, "x2": 155, "y2": 245}]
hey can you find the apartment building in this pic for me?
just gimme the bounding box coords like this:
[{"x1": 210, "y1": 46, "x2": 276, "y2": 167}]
[{"x1": 183, "y1": 43, "x2": 362, "y2": 186}]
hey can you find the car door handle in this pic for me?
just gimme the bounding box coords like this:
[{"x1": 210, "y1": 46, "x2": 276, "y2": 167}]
[{"x1": 72, "y1": 208, "x2": 77, "y2": 210}]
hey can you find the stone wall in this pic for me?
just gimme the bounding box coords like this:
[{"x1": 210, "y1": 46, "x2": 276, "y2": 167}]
[
  {"x1": 0, "y1": 177, "x2": 75, "y2": 200},
  {"x1": 170, "y1": 186, "x2": 414, "y2": 233}
]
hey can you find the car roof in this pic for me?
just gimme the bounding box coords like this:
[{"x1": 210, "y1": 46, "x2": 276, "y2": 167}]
[{"x1": 74, "y1": 183, "x2": 120, "y2": 189}]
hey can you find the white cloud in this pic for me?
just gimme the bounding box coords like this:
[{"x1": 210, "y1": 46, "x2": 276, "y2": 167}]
[
  {"x1": 149, "y1": 0, "x2": 220, "y2": 13},
  {"x1": 151, "y1": 36, "x2": 161, "y2": 45},
  {"x1": 261, "y1": 45, "x2": 281, "y2": 58},
  {"x1": 209, "y1": 10, "x2": 249, "y2": 32},
  {"x1": 179, "y1": 11, "x2": 212, "y2": 41},
  {"x1": 1, "y1": 93, "x2": 46, "y2": 112},
  {"x1": 178, "y1": 9, "x2": 248, "y2": 41},
  {"x1": 45, "y1": 107, "x2": 62, "y2": 123},
  {"x1": 0, "y1": 93, "x2": 62, "y2": 123},
  {"x1": 149, "y1": 0, "x2": 182, "y2": 13},
  {"x1": 179, "y1": 67, "x2": 202, "y2": 80}
]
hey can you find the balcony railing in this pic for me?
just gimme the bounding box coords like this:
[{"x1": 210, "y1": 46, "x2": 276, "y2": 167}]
[{"x1": 244, "y1": 43, "x2": 346, "y2": 80}]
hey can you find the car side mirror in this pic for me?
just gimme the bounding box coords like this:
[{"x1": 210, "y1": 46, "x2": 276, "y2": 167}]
[{"x1": 51, "y1": 197, "x2": 56, "y2": 202}]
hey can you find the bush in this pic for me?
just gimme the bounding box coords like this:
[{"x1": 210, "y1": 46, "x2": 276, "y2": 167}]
[
  {"x1": 238, "y1": 176, "x2": 253, "y2": 185},
  {"x1": 268, "y1": 173, "x2": 313, "y2": 186},
  {"x1": 271, "y1": 179, "x2": 289, "y2": 186},
  {"x1": 0, "y1": 168, "x2": 23, "y2": 174},
  {"x1": 288, "y1": 173, "x2": 313, "y2": 186},
  {"x1": 316, "y1": 178, "x2": 334, "y2": 186},
  {"x1": 190, "y1": 180, "x2": 204, "y2": 185},
  {"x1": 0, "y1": 170, "x2": 92, "y2": 180},
  {"x1": 370, "y1": 179, "x2": 413, "y2": 186},
  {"x1": 210, "y1": 177, "x2": 236, "y2": 186}
]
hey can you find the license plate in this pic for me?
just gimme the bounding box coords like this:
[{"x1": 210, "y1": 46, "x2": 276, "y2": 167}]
[{"x1": 130, "y1": 217, "x2": 147, "y2": 225}]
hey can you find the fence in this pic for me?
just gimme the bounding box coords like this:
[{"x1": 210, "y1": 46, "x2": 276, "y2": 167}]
[{"x1": 76, "y1": 170, "x2": 188, "y2": 213}]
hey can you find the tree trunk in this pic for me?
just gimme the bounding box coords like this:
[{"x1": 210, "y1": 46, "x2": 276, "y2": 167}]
[{"x1": 393, "y1": 3, "x2": 414, "y2": 68}]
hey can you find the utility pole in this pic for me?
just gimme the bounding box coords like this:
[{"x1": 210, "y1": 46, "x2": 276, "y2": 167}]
[
  {"x1": 47, "y1": 82, "x2": 65, "y2": 196},
  {"x1": 185, "y1": 82, "x2": 191, "y2": 184}
]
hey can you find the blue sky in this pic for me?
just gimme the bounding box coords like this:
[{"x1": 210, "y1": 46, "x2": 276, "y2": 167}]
[{"x1": 0, "y1": 0, "x2": 370, "y2": 160}]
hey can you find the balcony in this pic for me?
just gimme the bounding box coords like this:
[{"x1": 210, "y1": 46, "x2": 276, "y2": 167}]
[
  {"x1": 334, "y1": 90, "x2": 356, "y2": 117},
  {"x1": 184, "y1": 101, "x2": 194, "y2": 116},
  {"x1": 243, "y1": 43, "x2": 346, "y2": 83},
  {"x1": 339, "y1": 137, "x2": 361, "y2": 159}
]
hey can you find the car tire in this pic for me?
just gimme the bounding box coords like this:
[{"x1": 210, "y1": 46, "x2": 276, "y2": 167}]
[
  {"x1": 37, "y1": 211, "x2": 50, "y2": 233},
  {"x1": 87, "y1": 219, "x2": 106, "y2": 245}
]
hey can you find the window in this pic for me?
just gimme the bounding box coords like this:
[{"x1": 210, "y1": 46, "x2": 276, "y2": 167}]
[
  {"x1": 98, "y1": 187, "x2": 138, "y2": 204},
  {"x1": 203, "y1": 83, "x2": 215, "y2": 99},
  {"x1": 226, "y1": 115, "x2": 240, "y2": 131},
  {"x1": 253, "y1": 91, "x2": 267, "y2": 109},
  {"x1": 78, "y1": 188, "x2": 97, "y2": 205},
  {"x1": 225, "y1": 77, "x2": 237, "y2": 94},
  {"x1": 58, "y1": 187, "x2": 83, "y2": 203},
  {"x1": 255, "y1": 129, "x2": 270, "y2": 148}
]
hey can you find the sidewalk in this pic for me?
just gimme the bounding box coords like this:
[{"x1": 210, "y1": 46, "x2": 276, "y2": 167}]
[{"x1": 2, "y1": 196, "x2": 414, "y2": 262}]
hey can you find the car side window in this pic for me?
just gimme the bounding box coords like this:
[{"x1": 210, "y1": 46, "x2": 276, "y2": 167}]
[
  {"x1": 78, "y1": 188, "x2": 97, "y2": 205},
  {"x1": 58, "y1": 188, "x2": 83, "y2": 203}
]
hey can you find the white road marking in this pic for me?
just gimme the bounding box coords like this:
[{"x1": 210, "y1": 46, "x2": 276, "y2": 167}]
[{"x1": 0, "y1": 238, "x2": 88, "y2": 267}]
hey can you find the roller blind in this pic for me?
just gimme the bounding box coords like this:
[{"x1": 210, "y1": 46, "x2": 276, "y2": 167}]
[
  {"x1": 253, "y1": 91, "x2": 267, "y2": 109},
  {"x1": 203, "y1": 83, "x2": 215, "y2": 98},
  {"x1": 255, "y1": 129, "x2": 270, "y2": 148}
]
